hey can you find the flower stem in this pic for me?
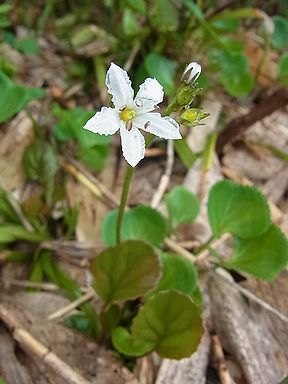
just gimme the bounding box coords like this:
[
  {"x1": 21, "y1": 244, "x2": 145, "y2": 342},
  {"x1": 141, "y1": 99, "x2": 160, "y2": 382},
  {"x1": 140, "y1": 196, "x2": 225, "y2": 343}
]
[
  {"x1": 195, "y1": 235, "x2": 215, "y2": 255},
  {"x1": 116, "y1": 165, "x2": 134, "y2": 245}
]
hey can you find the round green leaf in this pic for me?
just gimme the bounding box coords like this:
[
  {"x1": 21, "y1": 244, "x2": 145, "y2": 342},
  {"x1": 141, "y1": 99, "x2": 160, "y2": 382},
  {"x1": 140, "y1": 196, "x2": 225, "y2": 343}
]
[
  {"x1": 217, "y1": 51, "x2": 249, "y2": 76},
  {"x1": 144, "y1": 53, "x2": 176, "y2": 95},
  {"x1": 0, "y1": 72, "x2": 44, "y2": 123},
  {"x1": 208, "y1": 180, "x2": 271, "y2": 238},
  {"x1": 272, "y1": 16, "x2": 288, "y2": 49},
  {"x1": 279, "y1": 53, "x2": 288, "y2": 80},
  {"x1": 78, "y1": 145, "x2": 108, "y2": 171},
  {"x1": 91, "y1": 240, "x2": 162, "y2": 303},
  {"x1": 152, "y1": 253, "x2": 198, "y2": 297},
  {"x1": 214, "y1": 51, "x2": 254, "y2": 96},
  {"x1": 112, "y1": 290, "x2": 203, "y2": 359},
  {"x1": 228, "y1": 224, "x2": 288, "y2": 281},
  {"x1": 165, "y1": 186, "x2": 199, "y2": 230},
  {"x1": 102, "y1": 205, "x2": 166, "y2": 247},
  {"x1": 148, "y1": 0, "x2": 178, "y2": 32},
  {"x1": 221, "y1": 72, "x2": 254, "y2": 97}
]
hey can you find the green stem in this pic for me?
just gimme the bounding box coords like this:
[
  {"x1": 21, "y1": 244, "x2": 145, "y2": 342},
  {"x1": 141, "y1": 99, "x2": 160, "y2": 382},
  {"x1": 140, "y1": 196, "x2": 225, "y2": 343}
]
[
  {"x1": 116, "y1": 165, "x2": 134, "y2": 245},
  {"x1": 195, "y1": 235, "x2": 215, "y2": 255}
]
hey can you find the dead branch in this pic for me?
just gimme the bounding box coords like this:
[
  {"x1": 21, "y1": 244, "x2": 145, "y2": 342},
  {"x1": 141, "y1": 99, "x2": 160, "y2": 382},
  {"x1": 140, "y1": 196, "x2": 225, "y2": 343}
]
[{"x1": 216, "y1": 87, "x2": 288, "y2": 155}]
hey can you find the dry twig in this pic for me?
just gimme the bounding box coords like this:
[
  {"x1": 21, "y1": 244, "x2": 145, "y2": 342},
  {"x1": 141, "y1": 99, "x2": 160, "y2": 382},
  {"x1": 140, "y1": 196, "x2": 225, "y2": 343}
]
[
  {"x1": 0, "y1": 304, "x2": 92, "y2": 384},
  {"x1": 48, "y1": 289, "x2": 95, "y2": 321},
  {"x1": 212, "y1": 334, "x2": 235, "y2": 384},
  {"x1": 0, "y1": 182, "x2": 34, "y2": 232}
]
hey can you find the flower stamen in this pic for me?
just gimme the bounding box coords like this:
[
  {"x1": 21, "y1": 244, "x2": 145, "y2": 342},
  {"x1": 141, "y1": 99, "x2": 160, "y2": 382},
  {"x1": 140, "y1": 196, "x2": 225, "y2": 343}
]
[
  {"x1": 119, "y1": 107, "x2": 136, "y2": 122},
  {"x1": 125, "y1": 121, "x2": 133, "y2": 131}
]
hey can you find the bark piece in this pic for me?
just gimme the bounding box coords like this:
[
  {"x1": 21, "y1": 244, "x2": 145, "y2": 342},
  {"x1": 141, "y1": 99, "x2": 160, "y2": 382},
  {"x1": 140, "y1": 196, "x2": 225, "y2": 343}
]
[
  {"x1": 208, "y1": 271, "x2": 288, "y2": 384},
  {"x1": 0, "y1": 327, "x2": 34, "y2": 384},
  {"x1": 155, "y1": 330, "x2": 210, "y2": 384}
]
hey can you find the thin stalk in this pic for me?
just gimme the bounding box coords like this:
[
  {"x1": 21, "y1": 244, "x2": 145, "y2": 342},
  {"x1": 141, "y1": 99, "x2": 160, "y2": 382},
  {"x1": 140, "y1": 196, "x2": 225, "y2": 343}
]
[
  {"x1": 116, "y1": 165, "x2": 134, "y2": 245},
  {"x1": 195, "y1": 235, "x2": 215, "y2": 255}
]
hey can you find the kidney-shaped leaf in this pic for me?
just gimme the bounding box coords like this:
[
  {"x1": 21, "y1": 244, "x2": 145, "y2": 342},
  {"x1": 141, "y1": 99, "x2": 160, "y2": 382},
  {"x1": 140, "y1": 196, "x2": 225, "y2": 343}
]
[
  {"x1": 91, "y1": 240, "x2": 161, "y2": 304},
  {"x1": 152, "y1": 253, "x2": 198, "y2": 297},
  {"x1": 208, "y1": 180, "x2": 271, "y2": 238},
  {"x1": 102, "y1": 205, "x2": 166, "y2": 247},
  {"x1": 112, "y1": 290, "x2": 203, "y2": 359},
  {"x1": 165, "y1": 186, "x2": 199, "y2": 230},
  {"x1": 228, "y1": 224, "x2": 288, "y2": 281}
]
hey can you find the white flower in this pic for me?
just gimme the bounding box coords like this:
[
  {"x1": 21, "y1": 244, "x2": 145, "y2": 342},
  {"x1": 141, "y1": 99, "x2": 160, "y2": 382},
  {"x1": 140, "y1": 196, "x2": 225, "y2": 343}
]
[
  {"x1": 84, "y1": 63, "x2": 181, "y2": 167},
  {"x1": 182, "y1": 62, "x2": 201, "y2": 85}
]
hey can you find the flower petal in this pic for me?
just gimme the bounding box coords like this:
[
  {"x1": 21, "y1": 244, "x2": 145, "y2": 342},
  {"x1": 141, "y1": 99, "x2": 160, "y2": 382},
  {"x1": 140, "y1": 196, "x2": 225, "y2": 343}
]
[
  {"x1": 134, "y1": 112, "x2": 181, "y2": 140},
  {"x1": 84, "y1": 107, "x2": 120, "y2": 135},
  {"x1": 134, "y1": 78, "x2": 164, "y2": 113},
  {"x1": 182, "y1": 62, "x2": 201, "y2": 84},
  {"x1": 106, "y1": 63, "x2": 134, "y2": 109},
  {"x1": 120, "y1": 125, "x2": 145, "y2": 167}
]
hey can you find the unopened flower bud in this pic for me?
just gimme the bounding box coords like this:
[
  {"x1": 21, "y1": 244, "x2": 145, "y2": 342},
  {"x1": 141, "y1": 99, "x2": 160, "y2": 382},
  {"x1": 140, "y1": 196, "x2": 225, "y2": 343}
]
[
  {"x1": 182, "y1": 62, "x2": 201, "y2": 85},
  {"x1": 175, "y1": 85, "x2": 202, "y2": 110},
  {"x1": 181, "y1": 108, "x2": 209, "y2": 126}
]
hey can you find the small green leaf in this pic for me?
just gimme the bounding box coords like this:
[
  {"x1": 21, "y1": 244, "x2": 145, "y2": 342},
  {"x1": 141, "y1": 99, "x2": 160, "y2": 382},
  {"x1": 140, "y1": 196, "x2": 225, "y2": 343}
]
[
  {"x1": 144, "y1": 53, "x2": 176, "y2": 95},
  {"x1": 112, "y1": 290, "x2": 203, "y2": 359},
  {"x1": 5, "y1": 251, "x2": 32, "y2": 263},
  {"x1": 102, "y1": 205, "x2": 166, "y2": 247},
  {"x1": 16, "y1": 37, "x2": 39, "y2": 55},
  {"x1": 279, "y1": 53, "x2": 288, "y2": 80},
  {"x1": 208, "y1": 180, "x2": 271, "y2": 238},
  {"x1": 165, "y1": 186, "x2": 199, "y2": 230},
  {"x1": 216, "y1": 50, "x2": 249, "y2": 76},
  {"x1": 228, "y1": 224, "x2": 288, "y2": 281},
  {"x1": 0, "y1": 71, "x2": 44, "y2": 123},
  {"x1": 126, "y1": 0, "x2": 146, "y2": 14},
  {"x1": 214, "y1": 51, "x2": 254, "y2": 96},
  {"x1": 152, "y1": 253, "x2": 198, "y2": 298},
  {"x1": 0, "y1": 15, "x2": 10, "y2": 28},
  {"x1": 91, "y1": 240, "x2": 161, "y2": 303},
  {"x1": 148, "y1": 0, "x2": 178, "y2": 32},
  {"x1": 65, "y1": 313, "x2": 94, "y2": 337},
  {"x1": 0, "y1": 225, "x2": 47, "y2": 243},
  {"x1": 211, "y1": 18, "x2": 240, "y2": 32},
  {"x1": 122, "y1": 8, "x2": 140, "y2": 36},
  {"x1": 272, "y1": 16, "x2": 288, "y2": 49},
  {"x1": 77, "y1": 145, "x2": 108, "y2": 171},
  {"x1": 0, "y1": 187, "x2": 20, "y2": 223},
  {"x1": 0, "y1": 4, "x2": 13, "y2": 13},
  {"x1": 221, "y1": 72, "x2": 254, "y2": 97},
  {"x1": 218, "y1": 37, "x2": 244, "y2": 53},
  {"x1": 28, "y1": 258, "x2": 44, "y2": 283},
  {"x1": 22, "y1": 141, "x2": 58, "y2": 204},
  {"x1": 53, "y1": 106, "x2": 111, "y2": 148}
]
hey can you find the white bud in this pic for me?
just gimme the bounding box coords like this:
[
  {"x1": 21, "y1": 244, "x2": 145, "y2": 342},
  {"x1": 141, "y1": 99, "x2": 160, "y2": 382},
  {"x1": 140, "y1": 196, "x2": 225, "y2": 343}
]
[{"x1": 182, "y1": 62, "x2": 202, "y2": 84}]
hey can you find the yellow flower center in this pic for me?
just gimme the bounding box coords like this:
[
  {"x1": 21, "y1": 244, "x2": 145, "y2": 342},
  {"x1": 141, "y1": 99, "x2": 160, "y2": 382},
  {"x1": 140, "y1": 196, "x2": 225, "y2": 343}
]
[
  {"x1": 181, "y1": 109, "x2": 198, "y2": 123},
  {"x1": 119, "y1": 108, "x2": 136, "y2": 122}
]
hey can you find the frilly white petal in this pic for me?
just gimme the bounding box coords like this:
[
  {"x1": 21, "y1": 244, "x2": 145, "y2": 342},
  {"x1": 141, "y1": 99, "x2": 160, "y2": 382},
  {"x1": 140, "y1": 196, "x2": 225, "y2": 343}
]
[
  {"x1": 134, "y1": 78, "x2": 164, "y2": 113},
  {"x1": 84, "y1": 107, "x2": 120, "y2": 135},
  {"x1": 134, "y1": 112, "x2": 181, "y2": 140},
  {"x1": 120, "y1": 125, "x2": 145, "y2": 167},
  {"x1": 182, "y1": 62, "x2": 201, "y2": 84},
  {"x1": 105, "y1": 63, "x2": 134, "y2": 109}
]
